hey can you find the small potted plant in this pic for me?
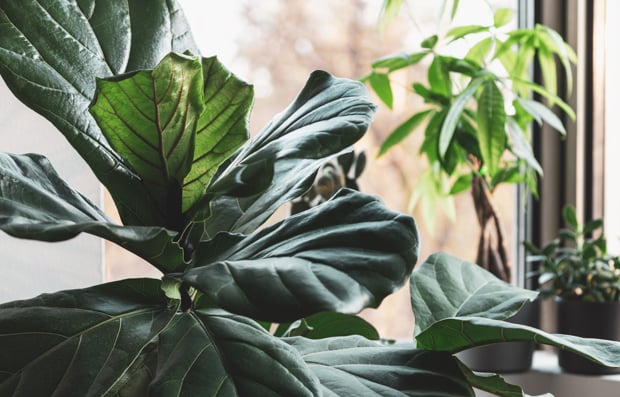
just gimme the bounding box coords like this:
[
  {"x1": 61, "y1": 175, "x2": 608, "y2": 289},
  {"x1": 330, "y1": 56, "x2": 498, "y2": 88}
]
[{"x1": 524, "y1": 205, "x2": 620, "y2": 374}]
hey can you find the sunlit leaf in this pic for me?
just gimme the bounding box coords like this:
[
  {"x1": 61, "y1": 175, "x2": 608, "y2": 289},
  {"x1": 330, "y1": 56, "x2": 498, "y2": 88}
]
[
  {"x1": 368, "y1": 71, "x2": 394, "y2": 109},
  {"x1": 378, "y1": 109, "x2": 433, "y2": 157}
]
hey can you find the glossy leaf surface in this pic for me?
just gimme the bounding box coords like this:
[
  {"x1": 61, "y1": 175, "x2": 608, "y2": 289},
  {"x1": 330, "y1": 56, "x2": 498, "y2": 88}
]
[
  {"x1": 0, "y1": 279, "x2": 177, "y2": 396},
  {"x1": 0, "y1": 152, "x2": 184, "y2": 272},
  {"x1": 285, "y1": 336, "x2": 475, "y2": 397},
  {"x1": 184, "y1": 189, "x2": 419, "y2": 322},
  {"x1": 0, "y1": 0, "x2": 198, "y2": 226},
  {"x1": 411, "y1": 252, "x2": 538, "y2": 335},
  {"x1": 196, "y1": 71, "x2": 377, "y2": 237}
]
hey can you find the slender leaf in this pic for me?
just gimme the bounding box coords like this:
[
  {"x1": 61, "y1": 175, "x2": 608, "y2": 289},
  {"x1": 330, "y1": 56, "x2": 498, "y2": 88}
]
[
  {"x1": 506, "y1": 119, "x2": 543, "y2": 175},
  {"x1": 516, "y1": 98, "x2": 566, "y2": 135},
  {"x1": 439, "y1": 75, "x2": 487, "y2": 157},
  {"x1": 371, "y1": 51, "x2": 430, "y2": 73},
  {"x1": 563, "y1": 205, "x2": 578, "y2": 229},
  {"x1": 183, "y1": 189, "x2": 419, "y2": 322},
  {"x1": 447, "y1": 25, "x2": 489, "y2": 41},
  {"x1": 284, "y1": 336, "x2": 475, "y2": 397},
  {"x1": 410, "y1": 253, "x2": 538, "y2": 335},
  {"x1": 0, "y1": 0, "x2": 198, "y2": 226},
  {"x1": 428, "y1": 56, "x2": 451, "y2": 98},
  {"x1": 537, "y1": 42, "x2": 558, "y2": 100},
  {"x1": 421, "y1": 35, "x2": 439, "y2": 49},
  {"x1": 537, "y1": 24, "x2": 575, "y2": 95},
  {"x1": 378, "y1": 109, "x2": 433, "y2": 157},
  {"x1": 194, "y1": 71, "x2": 377, "y2": 237},
  {"x1": 477, "y1": 80, "x2": 506, "y2": 177},
  {"x1": 466, "y1": 37, "x2": 493, "y2": 65},
  {"x1": 0, "y1": 152, "x2": 185, "y2": 272},
  {"x1": 368, "y1": 71, "x2": 394, "y2": 109},
  {"x1": 511, "y1": 78, "x2": 575, "y2": 120},
  {"x1": 0, "y1": 279, "x2": 177, "y2": 396}
]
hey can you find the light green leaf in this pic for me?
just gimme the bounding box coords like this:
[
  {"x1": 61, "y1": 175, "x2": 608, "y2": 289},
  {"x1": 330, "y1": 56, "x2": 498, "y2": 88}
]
[
  {"x1": 516, "y1": 98, "x2": 566, "y2": 135},
  {"x1": 0, "y1": 279, "x2": 178, "y2": 396},
  {"x1": 439, "y1": 75, "x2": 487, "y2": 157},
  {"x1": 378, "y1": 109, "x2": 433, "y2": 157},
  {"x1": 493, "y1": 8, "x2": 514, "y2": 28},
  {"x1": 371, "y1": 51, "x2": 430, "y2": 73},
  {"x1": 537, "y1": 43, "x2": 558, "y2": 100},
  {"x1": 183, "y1": 189, "x2": 419, "y2": 322},
  {"x1": 449, "y1": 173, "x2": 473, "y2": 195},
  {"x1": 284, "y1": 336, "x2": 475, "y2": 397},
  {"x1": 0, "y1": 152, "x2": 185, "y2": 272},
  {"x1": 466, "y1": 37, "x2": 493, "y2": 65},
  {"x1": 447, "y1": 25, "x2": 489, "y2": 41},
  {"x1": 511, "y1": 78, "x2": 576, "y2": 120},
  {"x1": 182, "y1": 56, "x2": 253, "y2": 212},
  {"x1": 428, "y1": 56, "x2": 451, "y2": 98},
  {"x1": 368, "y1": 71, "x2": 394, "y2": 109},
  {"x1": 536, "y1": 24, "x2": 575, "y2": 95},
  {"x1": 0, "y1": 0, "x2": 198, "y2": 226},
  {"x1": 477, "y1": 80, "x2": 507, "y2": 177},
  {"x1": 91, "y1": 52, "x2": 204, "y2": 230}
]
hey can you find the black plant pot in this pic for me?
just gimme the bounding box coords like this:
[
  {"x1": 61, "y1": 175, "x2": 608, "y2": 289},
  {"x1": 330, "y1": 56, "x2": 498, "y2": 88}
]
[
  {"x1": 457, "y1": 300, "x2": 540, "y2": 373},
  {"x1": 557, "y1": 299, "x2": 620, "y2": 374}
]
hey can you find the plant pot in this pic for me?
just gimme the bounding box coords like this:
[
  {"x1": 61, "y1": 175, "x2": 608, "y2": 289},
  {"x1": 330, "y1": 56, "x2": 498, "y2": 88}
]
[
  {"x1": 557, "y1": 298, "x2": 620, "y2": 374},
  {"x1": 457, "y1": 299, "x2": 540, "y2": 373}
]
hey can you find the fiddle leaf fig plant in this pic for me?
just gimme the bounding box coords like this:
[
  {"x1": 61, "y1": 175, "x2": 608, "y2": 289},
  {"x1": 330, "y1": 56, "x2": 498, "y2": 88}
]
[{"x1": 0, "y1": 1, "x2": 477, "y2": 395}]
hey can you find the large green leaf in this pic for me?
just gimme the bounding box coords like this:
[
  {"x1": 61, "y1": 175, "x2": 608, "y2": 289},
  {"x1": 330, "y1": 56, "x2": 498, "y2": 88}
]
[
  {"x1": 411, "y1": 253, "x2": 620, "y2": 370},
  {"x1": 183, "y1": 189, "x2": 419, "y2": 322},
  {"x1": 410, "y1": 253, "x2": 538, "y2": 335},
  {"x1": 284, "y1": 335, "x2": 475, "y2": 396},
  {"x1": 183, "y1": 56, "x2": 253, "y2": 213},
  {"x1": 0, "y1": 278, "x2": 177, "y2": 396},
  {"x1": 148, "y1": 310, "x2": 321, "y2": 396},
  {"x1": 0, "y1": 152, "x2": 185, "y2": 272},
  {"x1": 0, "y1": 0, "x2": 198, "y2": 226},
  {"x1": 457, "y1": 362, "x2": 551, "y2": 397},
  {"x1": 193, "y1": 71, "x2": 377, "y2": 237},
  {"x1": 477, "y1": 80, "x2": 506, "y2": 177},
  {"x1": 90, "y1": 52, "x2": 204, "y2": 230}
]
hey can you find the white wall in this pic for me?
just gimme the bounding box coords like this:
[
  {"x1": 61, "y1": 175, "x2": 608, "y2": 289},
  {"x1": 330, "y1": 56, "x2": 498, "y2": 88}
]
[{"x1": 0, "y1": 79, "x2": 104, "y2": 303}]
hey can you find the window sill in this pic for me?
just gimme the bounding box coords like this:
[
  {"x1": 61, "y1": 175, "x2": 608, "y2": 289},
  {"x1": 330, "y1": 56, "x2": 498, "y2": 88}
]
[{"x1": 476, "y1": 351, "x2": 620, "y2": 396}]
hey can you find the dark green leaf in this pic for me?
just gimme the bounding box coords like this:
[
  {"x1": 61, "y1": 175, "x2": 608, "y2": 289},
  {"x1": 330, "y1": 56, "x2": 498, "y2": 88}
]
[
  {"x1": 442, "y1": 57, "x2": 483, "y2": 76},
  {"x1": 184, "y1": 189, "x2": 419, "y2": 322},
  {"x1": 368, "y1": 71, "x2": 394, "y2": 109},
  {"x1": 439, "y1": 75, "x2": 487, "y2": 157},
  {"x1": 282, "y1": 312, "x2": 380, "y2": 340},
  {"x1": 194, "y1": 71, "x2": 377, "y2": 237},
  {"x1": 378, "y1": 109, "x2": 433, "y2": 157},
  {"x1": 410, "y1": 253, "x2": 538, "y2": 335},
  {"x1": 284, "y1": 336, "x2": 475, "y2": 397},
  {"x1": 0, "y1": 0, "x2": 198, "y2": 226},
  {"x1": 456, "y1": 361, "x2": 548, "y2": 397},
  {"x1": 583, "y1": 219, "x2": 604, "y2": 234},
  {"x1": 149, "y1": 310, "x2": 321, "y2": 396},
  {"x1": 90, "y1": 52, "x2": 204, "y2": 228},
  {"x1": 183, "y1": 56, "x2": 253, "y2": 213},
  {"x1": 477, "y1": 80, "x2": 507, "y2": 177},
  {"x1": 0, "y1": 279, "x2": 177, "y2": 396},
  {"x1": 0, "y1": 152, "x2": 185, "y2": 272}
]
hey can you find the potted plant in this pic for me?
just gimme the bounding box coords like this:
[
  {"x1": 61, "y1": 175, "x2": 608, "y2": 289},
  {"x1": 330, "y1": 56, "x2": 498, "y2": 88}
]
[
  {"x1": 2, "y1": 2, "x2": 620, "y2": 396},
  {"x1": 365, "y1": 1, "x2": 576, "y2": 372},
  {"x1": 524, "y1": 205, "x2": 620, "y2": 374}
]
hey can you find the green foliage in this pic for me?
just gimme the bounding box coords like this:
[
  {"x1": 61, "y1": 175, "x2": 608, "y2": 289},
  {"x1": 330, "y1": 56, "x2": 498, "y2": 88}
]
[
  {"x1": 369, "y1": 3, "x2": 576, "y2": 212},
  {"x1": 0, "y1": 2, "x2": 617, "y2": 396},
  {"x1": 411, "y1": 252, "x2": 620, "y2": 397},
  {"x1": 524, "y1": 206, "x2": 620, "y2": 302}
]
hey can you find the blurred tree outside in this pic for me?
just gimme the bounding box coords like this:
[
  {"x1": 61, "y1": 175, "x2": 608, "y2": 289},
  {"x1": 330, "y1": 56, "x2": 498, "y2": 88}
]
[{"x1": 105, "y1": 0, "x2": 517, "y2": 340}]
